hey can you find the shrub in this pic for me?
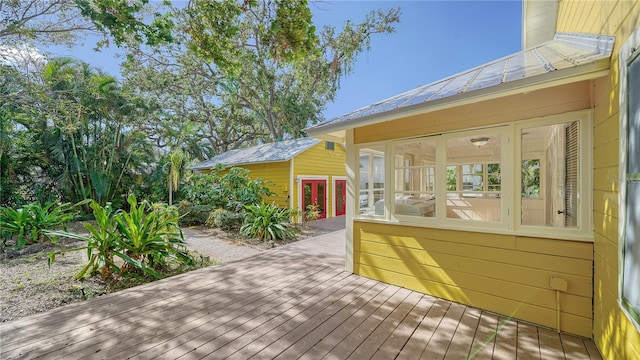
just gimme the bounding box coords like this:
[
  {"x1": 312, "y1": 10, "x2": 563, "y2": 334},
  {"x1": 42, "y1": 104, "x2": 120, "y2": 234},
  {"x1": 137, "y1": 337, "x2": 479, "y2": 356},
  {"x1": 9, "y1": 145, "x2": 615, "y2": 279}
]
[
  {"x1": 240, "y1": 202, "x2": 295, "y2": 247},
  {"x1": 206, "y1": 209, "x2": 245, "y2": 231},
  {"x1": 178, "y1": 204, "x2": 215, "y2": 226},
  {"x1": 180, "y1": 165, "x2": 273, "y2": 211},
  {"x1": 0, "y1": 201, "x2": 74, "y2": 249},
  {"x1": 47, "y1": 195, "x2": 193, "y2": 280}
]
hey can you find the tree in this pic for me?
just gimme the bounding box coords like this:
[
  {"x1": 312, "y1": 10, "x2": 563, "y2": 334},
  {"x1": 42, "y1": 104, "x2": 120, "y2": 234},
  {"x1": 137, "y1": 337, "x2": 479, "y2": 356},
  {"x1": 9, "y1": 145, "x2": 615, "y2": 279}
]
[
  {"x1": 184, "y1": 0, "x2": 401, "y2": 141},
  {"x1": 0, "y1": 0, "x2": 174, "y2": 48},
  {"x1": 122, "y1": 1, "x2": 401, "y2": 157}
]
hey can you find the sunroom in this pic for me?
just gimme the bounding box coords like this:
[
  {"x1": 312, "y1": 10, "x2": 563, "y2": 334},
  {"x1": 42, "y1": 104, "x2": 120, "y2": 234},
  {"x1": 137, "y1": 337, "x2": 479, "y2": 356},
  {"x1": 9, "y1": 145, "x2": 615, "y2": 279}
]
[{"x1": 306, "y1": 33, "x2": 614, "y2": 337}]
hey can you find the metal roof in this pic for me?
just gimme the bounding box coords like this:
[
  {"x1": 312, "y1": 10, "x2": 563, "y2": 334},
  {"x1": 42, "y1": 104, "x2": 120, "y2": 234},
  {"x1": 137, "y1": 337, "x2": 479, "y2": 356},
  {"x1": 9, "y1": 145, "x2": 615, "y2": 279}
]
[
  {"x1": 190, "y1": 137, "x2": 321, "y2": 170},
  {"x1": 307, "y1": 33, "x2": 614, "y2": 135}
]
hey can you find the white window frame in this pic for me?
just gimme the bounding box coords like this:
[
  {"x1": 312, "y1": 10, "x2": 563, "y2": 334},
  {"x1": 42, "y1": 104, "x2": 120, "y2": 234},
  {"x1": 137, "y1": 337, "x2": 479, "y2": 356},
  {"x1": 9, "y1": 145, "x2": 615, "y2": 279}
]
[
  {"x1": 514, "y1": 112, "x2": 592, "y2": 240},
  {"x1": 353, "y1": 110, "x2": 593, "y2": 241},
  {"x1": 618, "y1": 25, "x2": 640, "y2": 330},
  {"x1": 355, "y1": 145, "x2": 387, "y2": 218}
]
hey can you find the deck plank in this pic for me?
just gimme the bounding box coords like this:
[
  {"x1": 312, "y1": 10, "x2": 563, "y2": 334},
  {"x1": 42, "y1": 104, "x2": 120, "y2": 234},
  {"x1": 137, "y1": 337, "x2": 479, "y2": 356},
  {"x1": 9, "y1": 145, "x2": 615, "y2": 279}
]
[
  {"x1": 468, "y1": 311, "x2": 499, "y2": 359},
  {"x1": 492, "y1": 316, "x2": 519, "y2": 360},
  {"x1": 347, "y1": 291, "x2": 423, "y2": 359},
  {"x1": 516, "y1": 322, "x2": 541, "y2": 360},
  {"x1": 296, "y1": 283, "x2": 397, "y2": 360},
  {"x1": 443, "y1": 306, "x2": 481, "y2": 360},
  {"x1": 538, "y1": 327, "x2": 565, "y2": 360},
  {"x1": 322, "y1": 287, "x2": 412, "y2": 360},
  {"x1": 396, "y1": 297, "x2": 452, "y2": 359},
  {"x1": 0, "y1": 229, "x2": 604, "y2": 360},
  {"x1": 420, "y1": 301, "x2": 467, "y2": 360},
  {"x1": 371, "y1": 294, "x2": 435, "y2": 360},
  {"x1": 560, "y1": 333, "x2": 592, "y2": 360}
]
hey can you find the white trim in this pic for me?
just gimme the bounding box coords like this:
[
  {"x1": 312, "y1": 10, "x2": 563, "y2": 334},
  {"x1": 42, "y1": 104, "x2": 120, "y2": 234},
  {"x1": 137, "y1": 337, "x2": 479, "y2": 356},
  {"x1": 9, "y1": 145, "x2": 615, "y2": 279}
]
[
  {"x1": 289, "y1": 158, "x2": 295, "y2": 212},
  {"x1": 345, "y1": 129, "x2": 355, "y2": 273},
  {"x1": 618, "y1": 25, "x2": 640, "y2": 332},
  {"x1": 332, "y1": 176, "x2": 347, "y2": 217},
  {"x1": 352, "y1": 110, "x2": 594, "y2": 242}
]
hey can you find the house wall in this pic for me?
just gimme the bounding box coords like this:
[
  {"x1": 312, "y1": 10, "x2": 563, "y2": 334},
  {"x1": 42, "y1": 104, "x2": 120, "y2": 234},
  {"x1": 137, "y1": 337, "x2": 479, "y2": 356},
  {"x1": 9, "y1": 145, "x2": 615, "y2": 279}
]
[
  {"x1": 293, "y1": 141, "x2": 347, "y2": 217},
  {"x1": 354, "y1": 81, "x2": 592, "y2": 143},
  {"x1": 557, "y1": 1, "x2": 640, "y2": 359},
  {"x1": 354, "y1": 221, "x2": 593, "y2": 337},
  {"x1": 235, "y1": 162, "x2": 291, "y2": 208},
  {"x1": 349, "y1": 84, "x2": 595, "y2": 337}
]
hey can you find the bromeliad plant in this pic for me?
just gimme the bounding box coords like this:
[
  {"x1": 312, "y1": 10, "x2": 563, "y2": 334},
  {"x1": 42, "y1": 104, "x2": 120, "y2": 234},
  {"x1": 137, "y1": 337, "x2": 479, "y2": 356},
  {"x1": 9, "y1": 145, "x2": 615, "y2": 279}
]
[
  {"x1": 240, "y1": 202, "x2": 295, "y2": 248},
  {"x1": 0, "y1": 201, "x2": 74, "y2": 249},
  {"x1": 47, "y1": 194, "x2": 192, "y2": 280}
]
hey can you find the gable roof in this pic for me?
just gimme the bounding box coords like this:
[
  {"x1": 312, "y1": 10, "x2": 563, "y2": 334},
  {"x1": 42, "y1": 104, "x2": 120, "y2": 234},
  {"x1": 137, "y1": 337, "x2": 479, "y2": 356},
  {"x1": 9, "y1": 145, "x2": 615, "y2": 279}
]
[
  {"x1": 306, "y1": 32, "x2": 614, "y2": 137},
  {"x1": 190, "y1": 137, "x2": 321, "y2": 170}
]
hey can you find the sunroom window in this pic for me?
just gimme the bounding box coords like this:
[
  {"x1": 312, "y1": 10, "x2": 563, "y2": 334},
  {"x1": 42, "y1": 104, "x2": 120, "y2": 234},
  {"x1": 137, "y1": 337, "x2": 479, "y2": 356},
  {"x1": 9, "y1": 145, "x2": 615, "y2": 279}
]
[
  {"x1": 358, "y1": 146, "x2": 385, "y2": 215},
  {"x1": 393, "y1": 140, "x2": 436, "y2": 218},
  {"x1": 446, "y1": 133, "x2": 502, "y2": 221},
  {"x1": 520, "y1": 122, "x2": 579, "y2": 227},
  {"x1": 353, "y1": 112, "x2": 591, "y2": 239}
]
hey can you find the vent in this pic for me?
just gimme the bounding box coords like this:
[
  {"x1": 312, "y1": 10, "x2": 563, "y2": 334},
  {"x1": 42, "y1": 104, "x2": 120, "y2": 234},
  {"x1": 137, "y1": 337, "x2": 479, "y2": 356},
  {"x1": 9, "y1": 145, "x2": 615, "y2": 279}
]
[{"x1": 325, "y1": 141, "x2": 335, "y2": 150}]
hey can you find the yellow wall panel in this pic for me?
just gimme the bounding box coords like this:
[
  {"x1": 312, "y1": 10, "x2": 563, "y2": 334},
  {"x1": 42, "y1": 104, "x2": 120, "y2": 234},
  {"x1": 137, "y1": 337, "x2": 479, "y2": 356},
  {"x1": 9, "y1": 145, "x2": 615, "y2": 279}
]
[
  {"x1": 353, "y1": 221, "x2": 593, "y2": 336},
  {"x1": 593, "y1": 140, "x2": 620, "y2": 169},
  {"x1": 593, "y1": 166, "x2": 619, "y2": 192},
  {"x1": 354, "y1": 82, "x2": 592, "y2": 144},
  {"x1": 355, "y1": 263, "x2": 592, "y2": 337},
  {"x1": 241, "y1": 162, "x2": 291, "y2": 208},
  {"x1": 557, "y1": 0, "x2": 640, "y2": 358},
  {"x1": 359, "y1": 222, "x2": 516, "y2": 249},
  {"x1": 593, "y1": 190, "x2": 619, "y2": 218},
  {"x1": 593, "y1": 115, "x2": 620, "y2": 148},
  {"x1": 514, "y1": 237, "x2": 593, "y2": 260}
]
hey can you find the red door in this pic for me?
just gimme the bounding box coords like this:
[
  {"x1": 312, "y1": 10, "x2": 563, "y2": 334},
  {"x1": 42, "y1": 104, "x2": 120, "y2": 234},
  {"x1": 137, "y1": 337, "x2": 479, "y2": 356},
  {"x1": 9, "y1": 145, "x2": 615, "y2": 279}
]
[
  {"x1": 335, "y1": 180, "x2": 346, "y2": 216},
  {"x1": 302, "y1": 179, "x2": 327, "y2": 219}
]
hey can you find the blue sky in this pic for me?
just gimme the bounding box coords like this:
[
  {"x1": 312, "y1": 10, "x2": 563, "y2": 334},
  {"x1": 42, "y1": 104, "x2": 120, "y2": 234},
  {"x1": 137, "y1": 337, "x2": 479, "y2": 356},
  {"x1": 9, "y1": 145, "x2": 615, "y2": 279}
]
[{"x1": 45, "y1": 1, "x2": 523, "y2": 121}]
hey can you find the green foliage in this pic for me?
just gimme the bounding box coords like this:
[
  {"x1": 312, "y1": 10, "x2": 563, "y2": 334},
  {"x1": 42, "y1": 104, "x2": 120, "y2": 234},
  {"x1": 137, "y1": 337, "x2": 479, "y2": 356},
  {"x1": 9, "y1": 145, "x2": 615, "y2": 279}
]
[
  {"x1": 522, "y1": 159, "x2": 541, "y2": 198},
  {"x1": 75, "y1": 0, "x2": 175, "y2": 47},
  {"x1": 181, "y1": 166, "x2": 273, "y2": 211},
  {"x1": 446, "y1": 167, "x2": 457, "y2": 191},
  {"x1": 240, "y1": 202, "x2": 294, "y2": 247},
  {"x1": 178, "y1": 204, "x2": 215, "y2": 226},
  {"x1": 114, "y1": 195, "x2": 191, "y2": 279},
  {"x1": 0, "y1": 201, "x2": 74, "y2": 249},
  {"x1": 206, "y1": 208, "x2": 245, "y2": 231},
  {"x1": 47, "y1": 195, "x2": 192, "y2": 280}
]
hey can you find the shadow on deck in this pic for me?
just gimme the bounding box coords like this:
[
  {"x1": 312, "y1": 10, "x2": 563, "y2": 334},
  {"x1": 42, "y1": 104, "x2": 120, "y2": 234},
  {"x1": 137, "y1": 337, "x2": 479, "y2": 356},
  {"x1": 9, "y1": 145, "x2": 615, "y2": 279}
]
[{"x1": 0, "y1": 230, "x2": 601, "y2": 359}]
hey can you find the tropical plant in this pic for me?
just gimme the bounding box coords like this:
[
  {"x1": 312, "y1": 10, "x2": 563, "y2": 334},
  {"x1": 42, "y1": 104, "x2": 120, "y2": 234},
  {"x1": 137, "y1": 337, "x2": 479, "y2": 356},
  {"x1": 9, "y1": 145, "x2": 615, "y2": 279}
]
[
  {"x1": 180, "y1": 166, "x2": 273, "y2": 212},
  {"x1": 240, "y1": 202, "x2": 295, "y2": 247},
  {"x1": 206, "y1": 208, "x2": 245, "y2": 231},
  {"x1": 0, "y1": 201, "x2": 74, "y2": 249},
  {"x1": 115, "y1": 195, "x2": 191, "y2": 278},
  {"x1": 47, "y1": 200, "x2": 120, "y2": 279},
  {"x1": 47, "y1": 195, "x2": 192, "y2": 280}
]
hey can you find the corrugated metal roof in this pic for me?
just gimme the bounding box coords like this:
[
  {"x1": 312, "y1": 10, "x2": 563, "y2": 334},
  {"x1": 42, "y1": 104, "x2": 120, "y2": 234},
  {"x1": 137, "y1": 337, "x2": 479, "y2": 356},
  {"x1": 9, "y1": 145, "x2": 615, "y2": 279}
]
[
  {"x1": 190, "y1": 137, "x2": 321, "y2": 170},
  {"x1": 307, "y1": 33, "x2": 614, "y2": 135}
]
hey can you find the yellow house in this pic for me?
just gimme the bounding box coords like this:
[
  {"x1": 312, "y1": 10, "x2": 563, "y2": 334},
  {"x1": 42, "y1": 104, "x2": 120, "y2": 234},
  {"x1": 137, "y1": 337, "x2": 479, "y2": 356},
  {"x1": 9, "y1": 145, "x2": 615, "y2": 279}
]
[
  {"x1": 190, "y1": 137, "x2": 347, "y2": 219},
  {"x1": 306, "y1": 1, "x2": 639, "y2": 359}
]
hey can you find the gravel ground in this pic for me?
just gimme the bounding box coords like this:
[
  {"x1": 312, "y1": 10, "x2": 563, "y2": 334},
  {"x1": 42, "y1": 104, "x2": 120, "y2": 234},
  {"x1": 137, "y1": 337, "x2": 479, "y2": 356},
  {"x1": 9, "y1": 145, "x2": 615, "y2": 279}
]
[{"x1": 0, "y1": 222, "x2": 333, "y2": 323}]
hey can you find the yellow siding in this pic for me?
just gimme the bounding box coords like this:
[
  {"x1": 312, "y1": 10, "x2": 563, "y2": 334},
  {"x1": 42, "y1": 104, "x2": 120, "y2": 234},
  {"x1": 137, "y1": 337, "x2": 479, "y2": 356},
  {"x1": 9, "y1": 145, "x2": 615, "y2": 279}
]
[
  {"x1": 354, "y1": 221, "x2": 594, "y2": 337},
  {"x1": 237, "y1": 162, "x2": 291, "y2": 208},
  {"x1": 293, "y1": 141, "x2": 346, "y2": 216},
  {"x1": 354, "y1": 81, "x2": 592, "y2": 143},
  {"x1": 558, "y1": 1, "x2": 640, "y2": 359}
]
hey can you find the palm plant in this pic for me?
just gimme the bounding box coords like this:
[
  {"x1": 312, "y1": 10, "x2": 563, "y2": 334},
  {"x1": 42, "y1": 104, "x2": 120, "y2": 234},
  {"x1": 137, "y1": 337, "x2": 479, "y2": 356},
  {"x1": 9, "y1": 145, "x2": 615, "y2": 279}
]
[{"x1": 241, "y1": 202, "x2": 295, "y2": 247}]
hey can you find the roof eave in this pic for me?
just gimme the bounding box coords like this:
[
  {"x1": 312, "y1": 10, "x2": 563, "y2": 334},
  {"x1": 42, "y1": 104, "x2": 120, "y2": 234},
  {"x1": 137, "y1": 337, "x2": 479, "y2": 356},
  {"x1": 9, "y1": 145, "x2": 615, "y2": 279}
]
[{"x1": 306, "y1": 60, "x2": 610, "y2": 136}]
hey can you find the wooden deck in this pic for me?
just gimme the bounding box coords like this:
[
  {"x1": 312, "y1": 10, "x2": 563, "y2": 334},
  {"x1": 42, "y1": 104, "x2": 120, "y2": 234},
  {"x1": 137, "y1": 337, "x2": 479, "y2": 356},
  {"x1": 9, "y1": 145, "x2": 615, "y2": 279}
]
[{"x1": 0, "y1": 230, "x2": 602, "y2": 359}]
